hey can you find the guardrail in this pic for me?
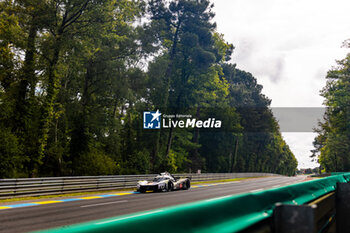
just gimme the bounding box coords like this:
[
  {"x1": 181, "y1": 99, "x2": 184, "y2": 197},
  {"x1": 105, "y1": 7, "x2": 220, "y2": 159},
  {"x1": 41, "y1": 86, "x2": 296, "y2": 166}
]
[
  {"x1": 244, "y1": 177, "x2": 350, "y2": 233},
  {"x1": 36, "y1": 173, "x2": 350, "y2": 233},
  {"x1": 0, "y1": 172, "x2": 277, "y2": 199}
]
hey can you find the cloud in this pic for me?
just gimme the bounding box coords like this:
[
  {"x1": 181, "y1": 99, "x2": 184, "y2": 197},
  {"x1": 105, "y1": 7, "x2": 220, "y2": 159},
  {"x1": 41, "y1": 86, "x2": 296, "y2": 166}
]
[
  {"x1": 233, "y1": 37, "x2": 256, "y2": 62},
  {"x1": 260, "y1": 56, "x2": 285, "y2": 83},
  {"x1": 232, "y1": 38, "x2": 285, "y2": 83}
]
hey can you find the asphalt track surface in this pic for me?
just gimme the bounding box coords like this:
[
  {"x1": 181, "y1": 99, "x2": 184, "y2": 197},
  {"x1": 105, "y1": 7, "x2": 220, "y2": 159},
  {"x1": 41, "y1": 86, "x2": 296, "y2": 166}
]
[{"x1": 0, "y1": 176, "x2": 305, "y2": 233}]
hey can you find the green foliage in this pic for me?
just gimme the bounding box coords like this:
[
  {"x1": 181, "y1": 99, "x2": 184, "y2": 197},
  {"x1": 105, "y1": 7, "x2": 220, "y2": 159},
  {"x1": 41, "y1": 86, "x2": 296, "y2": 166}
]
[
  {"x1": 313, "y1": 50, "x2": 350, "y2": 172},
  {"x1": 74, "y1": 147, "x2": 117, "y2": 176},
  {"x1": 0, "y1": 127, "x2": 24, "y2": 178}
]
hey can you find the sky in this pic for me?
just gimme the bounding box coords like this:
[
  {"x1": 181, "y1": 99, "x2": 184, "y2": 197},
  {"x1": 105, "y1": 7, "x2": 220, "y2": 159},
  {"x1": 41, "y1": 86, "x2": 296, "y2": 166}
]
[{"x1": 212, "y1": 0, "x2": 350, "y2": 168}]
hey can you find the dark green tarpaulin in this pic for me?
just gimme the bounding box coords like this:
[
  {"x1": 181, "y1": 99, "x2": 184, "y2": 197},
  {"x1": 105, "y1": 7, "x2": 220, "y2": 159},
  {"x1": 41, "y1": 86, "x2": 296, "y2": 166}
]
[{"x1": 36, "y1": 174, "x2": 349, "y2": 233}]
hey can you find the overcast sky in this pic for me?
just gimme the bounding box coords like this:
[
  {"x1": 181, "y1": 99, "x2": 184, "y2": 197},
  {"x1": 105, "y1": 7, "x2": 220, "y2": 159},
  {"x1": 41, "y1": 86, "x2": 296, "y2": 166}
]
[{"x1": 212, "y1": 0, "x2": 350, "y2": 168}]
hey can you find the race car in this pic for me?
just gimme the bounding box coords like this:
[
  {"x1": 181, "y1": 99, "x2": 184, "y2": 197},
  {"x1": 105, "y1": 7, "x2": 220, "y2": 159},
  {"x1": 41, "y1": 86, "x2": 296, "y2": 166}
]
[{"x1": 137, "y1": 172, "x2": 191, "y2": 193}]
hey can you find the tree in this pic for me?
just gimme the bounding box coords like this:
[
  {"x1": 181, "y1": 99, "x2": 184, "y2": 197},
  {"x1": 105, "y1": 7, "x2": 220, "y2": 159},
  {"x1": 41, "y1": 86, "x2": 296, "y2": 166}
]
[
  {"x1": 0, "y1": 0, "x2": 298, "y2": 177},
  {"x1": 313, "y1": 43, "x2": 350, "y2": 172}
]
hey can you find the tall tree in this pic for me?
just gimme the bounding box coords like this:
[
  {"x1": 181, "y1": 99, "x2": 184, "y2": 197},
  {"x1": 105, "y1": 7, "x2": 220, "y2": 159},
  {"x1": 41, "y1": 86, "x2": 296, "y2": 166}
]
[{"x1": 313, "y1": 43, "x2": 350, "y2": 172}]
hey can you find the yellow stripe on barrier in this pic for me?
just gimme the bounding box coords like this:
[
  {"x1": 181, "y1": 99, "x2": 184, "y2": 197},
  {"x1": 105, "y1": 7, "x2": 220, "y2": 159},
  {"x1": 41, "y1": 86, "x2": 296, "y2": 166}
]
[
  {"x1": 114, "y1": 193, "x2": 133, "y2": 196},
  {"x1": 79, "y1": 196, "x2": 103, "y2": 200},
  {"x1": 33, "y1": 201, "x2": 64, "y2": 204},
  {"x1": 0, "y1": 206, "x2": 11, "y2": 209}
]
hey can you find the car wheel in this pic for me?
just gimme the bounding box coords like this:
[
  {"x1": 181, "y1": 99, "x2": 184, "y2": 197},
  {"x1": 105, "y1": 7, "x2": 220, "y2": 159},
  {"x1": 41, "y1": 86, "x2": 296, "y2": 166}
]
[
  {"x1": 167, "y1": 181, "x2": 173, "y2": 192},
  {"x1": 184, "y1": 180, "x2": 191, "y2": 190},
  {"x1": 139, "y1": 188, "x2": 146, "y2": 193}
]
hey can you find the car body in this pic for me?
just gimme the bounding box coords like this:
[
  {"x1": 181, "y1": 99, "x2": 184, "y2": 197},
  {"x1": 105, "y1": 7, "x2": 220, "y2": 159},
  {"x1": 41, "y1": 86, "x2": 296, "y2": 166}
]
[{"x1": 137, "y1": 172, "x2": 191, "y2": 193}]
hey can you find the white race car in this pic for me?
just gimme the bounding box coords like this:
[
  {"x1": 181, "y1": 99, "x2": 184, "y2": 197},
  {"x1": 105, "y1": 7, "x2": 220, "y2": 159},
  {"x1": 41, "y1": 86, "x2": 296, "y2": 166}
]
[{"x1": 137, "y1": 172, "x2": 191, "y2": 193}]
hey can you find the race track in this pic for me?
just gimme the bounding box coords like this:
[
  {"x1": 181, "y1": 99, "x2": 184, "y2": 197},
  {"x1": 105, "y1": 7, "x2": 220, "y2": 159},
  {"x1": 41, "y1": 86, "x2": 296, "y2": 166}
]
[{"x1": 0, "y1": 176, "x2": 305, "y2": 233}]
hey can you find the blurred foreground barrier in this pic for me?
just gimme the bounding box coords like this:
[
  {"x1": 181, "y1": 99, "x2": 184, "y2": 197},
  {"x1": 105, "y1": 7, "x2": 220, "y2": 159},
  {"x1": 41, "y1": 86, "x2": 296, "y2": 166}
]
[
  {"x1": 271, "y1": 182, "x2": 350, "y2": 233},
  {"x1": 36, "y1": 173, "x2": 350, "y2": 233},
  {"x1": 0, "y1": 172, "x2": 276, "y2": 199}
]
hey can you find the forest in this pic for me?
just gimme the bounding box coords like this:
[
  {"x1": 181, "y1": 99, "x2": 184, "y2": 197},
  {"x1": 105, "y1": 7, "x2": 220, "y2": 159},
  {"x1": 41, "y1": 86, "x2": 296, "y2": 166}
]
[
  {"x1": 0, "y1": 0, "x2": 298, "y2": 178},
  {"x1": 312, "y1": 40, "x2": 350, "y2": 172}
]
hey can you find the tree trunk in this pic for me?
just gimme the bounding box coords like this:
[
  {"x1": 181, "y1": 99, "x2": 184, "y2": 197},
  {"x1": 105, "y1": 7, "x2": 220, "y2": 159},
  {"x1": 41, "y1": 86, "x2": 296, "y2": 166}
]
[
  {"x1": 14, "y1": 19, "x2": 38, "y2": 177},
  {"x1": 14, "y1": 20, "x2": 37, "y2": 134},
  {"x1": 36, "y1": 33, "x2": 63, "y2": 174},
  {"x1": 155, "y1": 19, "x2": 182, "y2": 161},
  {"x1": 232, "y1": 136, "x2": 239, "y2": 172},
  {"x1": 190, "y1": 106, "x2": 201, "y2": 171}
]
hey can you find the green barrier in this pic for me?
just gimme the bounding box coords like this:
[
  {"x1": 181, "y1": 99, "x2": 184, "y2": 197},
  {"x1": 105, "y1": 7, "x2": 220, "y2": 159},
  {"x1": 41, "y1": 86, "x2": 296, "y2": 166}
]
[
  {"x1": 36, "y1": 174, "x2": 349, "y2": 233},
  {"x1": 342, "y1": 173, "x2": 350, "y2": 182},
  {"x1": 331, "y1": 172, "x2": 346, "y2": 175},
  {"x1": 331, "y1": 172, "x2": 350, "y2": 182}
]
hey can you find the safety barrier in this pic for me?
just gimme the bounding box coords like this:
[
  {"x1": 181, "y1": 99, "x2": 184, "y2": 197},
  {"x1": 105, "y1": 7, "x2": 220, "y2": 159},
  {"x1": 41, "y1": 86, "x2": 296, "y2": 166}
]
[
  {"x1": 36, "y1": 173, "x2": 350, "y2": 233},
  {"x1": 247, "y1": 176, "x2": 350, "y2": 233},
  {"x1": 0, "y1": 172, "x2": 277, "y2": 199}
]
